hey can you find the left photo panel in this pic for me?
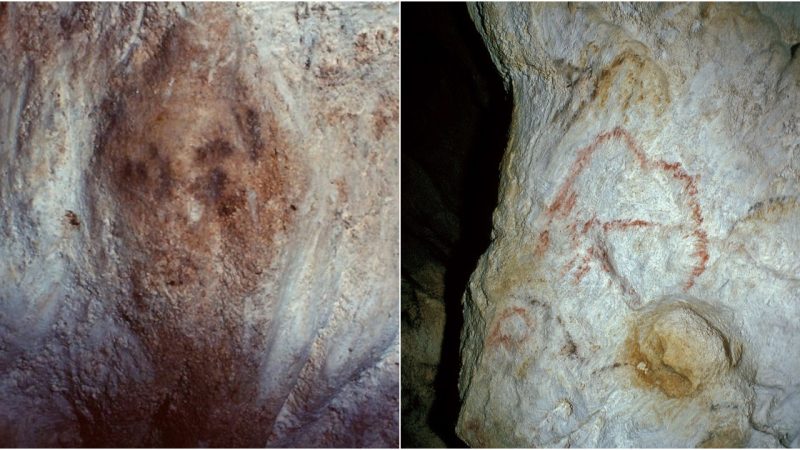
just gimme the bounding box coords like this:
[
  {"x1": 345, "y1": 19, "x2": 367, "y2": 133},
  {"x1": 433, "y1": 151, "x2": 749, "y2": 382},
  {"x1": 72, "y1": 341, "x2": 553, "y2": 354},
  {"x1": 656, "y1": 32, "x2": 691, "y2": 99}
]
[{"x1": 0, "y1": 2, "x2": 398, "y2": 447}]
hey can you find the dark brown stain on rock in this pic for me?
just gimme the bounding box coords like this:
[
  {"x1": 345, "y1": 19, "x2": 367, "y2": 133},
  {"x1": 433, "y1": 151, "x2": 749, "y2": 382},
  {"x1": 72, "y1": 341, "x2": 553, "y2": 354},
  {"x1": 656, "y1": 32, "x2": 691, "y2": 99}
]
[
  {"x1": 83, "y1": 6, "x2": 305, "y2": 447},
  {"x1": 194, "y1": 138, "x2": 235, "y2": 163},
  {"x1": 235, "y1": 107, "x2": 267, "y2": 161},
  {"x1": 58, "y1": 3, "x2": 94, "y2": 39},
  {"x1": 64, "y1": 210, "x2": 80, "y2": 227},
  {"x1": 0, "y1": 3, "x2": 8, "y2": 32},
  {"x1": 560, "y1": 336, "x2": 578, "y2": 358}
]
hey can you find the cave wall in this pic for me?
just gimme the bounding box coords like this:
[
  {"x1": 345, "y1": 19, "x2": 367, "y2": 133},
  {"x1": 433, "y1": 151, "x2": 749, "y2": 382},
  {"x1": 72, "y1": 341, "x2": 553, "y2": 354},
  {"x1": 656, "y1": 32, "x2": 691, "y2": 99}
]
[
  {"x1": 0, "y1": 3, "x2": 398, "y2": 447},
  {"x1": 401, "y1": 3, "x2": 510, "y2": 447},
  {"x1": 457, "y1": 3, "x2": 800, "y2": 447}
]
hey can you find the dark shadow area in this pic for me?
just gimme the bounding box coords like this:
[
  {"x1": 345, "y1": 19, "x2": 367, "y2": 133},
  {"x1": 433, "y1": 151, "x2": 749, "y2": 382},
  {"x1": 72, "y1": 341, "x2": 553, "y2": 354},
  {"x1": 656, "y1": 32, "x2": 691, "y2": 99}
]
[{"x1": 401, "y1": 2, "x2": 511, "y2": 447}]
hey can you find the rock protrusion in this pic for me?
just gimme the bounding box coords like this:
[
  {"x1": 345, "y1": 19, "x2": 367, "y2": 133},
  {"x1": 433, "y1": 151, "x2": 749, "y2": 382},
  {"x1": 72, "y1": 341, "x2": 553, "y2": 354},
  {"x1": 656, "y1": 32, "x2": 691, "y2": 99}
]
[{"x1": 624, "y1": 300, "x2": 744, "y2": 399}]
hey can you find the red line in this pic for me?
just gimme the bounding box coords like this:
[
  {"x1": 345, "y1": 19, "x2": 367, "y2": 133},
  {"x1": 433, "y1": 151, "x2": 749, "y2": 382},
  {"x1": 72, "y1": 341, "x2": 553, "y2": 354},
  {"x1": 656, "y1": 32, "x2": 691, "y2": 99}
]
[
  {"x1": 548, "y1": 129, "x2": 620, "y2": 218},
  {"x1": 602, "y1": 219, "x2": 654, "y2": 232},
  {"x1": 488, "y1": 307, "x2": 533, "y2": 350},
  {"x1": 538, "y1": 127, "x2": 709, "y2": 291},
  {"x1": 535, "y1": 230, "x2": 550, "y2": 256},
  {"x1": 574, "y1": 249, "x2": 593, "y2": 283},
  {"x1": 582, "y1": 215, "x2": 598, "y2": 234}
]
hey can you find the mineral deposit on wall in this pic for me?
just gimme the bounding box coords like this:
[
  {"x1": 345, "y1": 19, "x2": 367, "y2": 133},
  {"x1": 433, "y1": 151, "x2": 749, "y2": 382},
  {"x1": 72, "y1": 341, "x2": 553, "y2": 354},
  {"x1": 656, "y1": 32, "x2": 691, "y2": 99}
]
[
  {"x1": 0, "y1": 3, "x2": 398, "y2": 447},
  {"x1": 458, "y1": 3, "x2": 800, "y2": 447}
]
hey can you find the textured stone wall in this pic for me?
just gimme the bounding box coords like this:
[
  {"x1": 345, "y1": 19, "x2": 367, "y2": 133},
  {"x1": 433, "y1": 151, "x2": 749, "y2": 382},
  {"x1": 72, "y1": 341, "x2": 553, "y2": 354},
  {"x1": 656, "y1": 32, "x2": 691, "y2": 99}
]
[
  {"x1": 458, "y1": 3, "x2": 800, "y2": 447},
  {"x1": 401, "y1": 3, "x2": 510, "y2": 447},
  {"x1": 0, "y1": 3, "x2": 397, "y2": 447}
]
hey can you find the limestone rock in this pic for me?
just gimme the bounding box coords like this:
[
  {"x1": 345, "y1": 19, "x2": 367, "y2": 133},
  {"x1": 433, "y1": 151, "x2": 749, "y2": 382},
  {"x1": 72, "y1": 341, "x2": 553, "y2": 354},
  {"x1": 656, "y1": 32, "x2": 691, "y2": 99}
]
[
  {"x1": 0, "y1": 3, "x2": 398, "y2": 447},
  {"x1": 458, "y1": 3, "x2": 800, "y2": 447}
]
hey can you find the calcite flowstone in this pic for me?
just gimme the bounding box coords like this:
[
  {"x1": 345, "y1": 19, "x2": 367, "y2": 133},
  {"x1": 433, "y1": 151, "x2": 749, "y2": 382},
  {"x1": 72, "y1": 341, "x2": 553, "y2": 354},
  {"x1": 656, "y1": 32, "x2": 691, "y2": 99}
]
[
  {"x1": 0, "y1": 3, "x2": 397, "y2": 447},
  {"x1": 458, "y1": 3, "x2": 800, "y2": 447}
]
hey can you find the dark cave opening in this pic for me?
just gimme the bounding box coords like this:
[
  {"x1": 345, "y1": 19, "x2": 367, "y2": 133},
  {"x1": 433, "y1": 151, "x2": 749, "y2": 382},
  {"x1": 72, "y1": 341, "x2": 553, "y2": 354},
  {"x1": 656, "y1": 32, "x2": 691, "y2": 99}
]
[{"x1": 401, "y1": 3, "x2": 511, "y2": 447}]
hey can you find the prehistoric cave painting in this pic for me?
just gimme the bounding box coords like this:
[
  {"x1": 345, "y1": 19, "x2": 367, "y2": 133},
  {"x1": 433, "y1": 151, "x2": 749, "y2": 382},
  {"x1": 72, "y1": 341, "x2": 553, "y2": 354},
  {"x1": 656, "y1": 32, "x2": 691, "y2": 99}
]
[
  {"x1": 535, "y1": 127, "x2": 708, "y2": 306},
  {"x1": 82, "y1": 8, "x2": 306, "y2": 446},
  {"x1": 487, "y1": 306, "x2": 533, "y2": 351}
]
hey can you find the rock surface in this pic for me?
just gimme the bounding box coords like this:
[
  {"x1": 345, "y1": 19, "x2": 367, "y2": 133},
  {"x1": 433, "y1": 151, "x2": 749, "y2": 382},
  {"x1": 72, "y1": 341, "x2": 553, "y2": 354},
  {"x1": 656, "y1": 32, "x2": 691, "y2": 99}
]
[
  {"x1": 458, "y1": 3, "x2": 800, "y2": 447},
  {"x1": 401, "y1": 4, "x2": 510, "y2": 447},
  {"x1": 0, "y1": 3, "x2": 398, "y2": 447}
]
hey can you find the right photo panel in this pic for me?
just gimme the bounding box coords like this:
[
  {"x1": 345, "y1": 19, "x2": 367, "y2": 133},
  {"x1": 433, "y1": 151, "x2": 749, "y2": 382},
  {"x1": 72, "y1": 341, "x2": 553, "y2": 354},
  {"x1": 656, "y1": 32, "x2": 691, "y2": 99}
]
[{"x1": 402, "y1": 2, "x2": 800, "y2": 448}]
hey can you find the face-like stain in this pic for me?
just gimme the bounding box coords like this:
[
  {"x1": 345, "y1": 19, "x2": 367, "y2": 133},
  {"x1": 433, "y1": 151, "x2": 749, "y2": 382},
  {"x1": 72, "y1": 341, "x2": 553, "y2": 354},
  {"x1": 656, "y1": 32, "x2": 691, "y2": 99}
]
[{"x1": 84, "y1": 8, "x2": 305, "y2": 447}]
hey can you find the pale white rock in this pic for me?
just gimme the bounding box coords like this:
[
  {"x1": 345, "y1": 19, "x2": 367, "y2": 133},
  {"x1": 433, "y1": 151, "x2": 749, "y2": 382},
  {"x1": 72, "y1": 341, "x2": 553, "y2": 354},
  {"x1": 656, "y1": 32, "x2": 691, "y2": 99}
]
[
  {"x1": 0, "y1": 3, "x2": 397, "y2": 447},
  {"x1": 458, "y1": 3, "x2": 799, "y2": 447}
]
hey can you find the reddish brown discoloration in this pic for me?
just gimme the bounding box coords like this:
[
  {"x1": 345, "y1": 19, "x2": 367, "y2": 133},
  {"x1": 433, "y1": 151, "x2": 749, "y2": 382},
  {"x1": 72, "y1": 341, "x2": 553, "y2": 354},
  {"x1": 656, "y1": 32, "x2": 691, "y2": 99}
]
[
  {"x1": 593, "y1": 50, "x2": 671, "y2": 116},
  {"x1": 84, "y1": 7, "x2": 306, "y2": 447},
  {"x1": 0, "y1": 3, "x2": 8, "y2": 32},
  {"x1": 487, "y1": 307, "x2": 533, "y2": 351},
  {"x1": 547, "y1": 128, "x2": 624, "y2": 220},
  {"x1": 464, "y1": 419, "x2": 489, "y2": 448},
  {"x1": 602, "y1": 219, "x2": 654, "y2": 232},
  {"x1": 582, "y1": 215, "x2": 599, "y2": 234},
  {"x1": 595, "y1": 245, "x2": 613, "y2": 274},
  {"x1": 567, "y1": 222, "x2": 579, "y2": 240},
  {"x1": 58, "y1": 3, "x2": 95, "y2": 39},
  {"x1": 333, "y1": 177, "x2": 349, "y2": 203},
  {"x1": 534, "y1": 127, "x2": 708, "y2": 293},
  {"x1": 687, "y1": 229, "x2": 710, "y2": 289},
  {"x1": 620, "y1": 126, "x2": 649, "y2": 167},
  {"x1": 354, "y1": 32, "x2": 370, "y2": 62},
  {"x1": 561, "y1": 254, "x2": 580, "y2": 277},
  {"x1": 372, "y1": 93, "x2": 399, "y2": 140},
  {"x1": 353, "y1": 27, "x2": 397, "y2": 67},
  {"x1": 574, "y1": 251, "x2": 592, "y2": 283},
  {"x1": 534, "y1": 230, "x2": 550, "y2": 256},
  {"x1": 563, "y1": 190, "x2": 578, "y2": 217}
]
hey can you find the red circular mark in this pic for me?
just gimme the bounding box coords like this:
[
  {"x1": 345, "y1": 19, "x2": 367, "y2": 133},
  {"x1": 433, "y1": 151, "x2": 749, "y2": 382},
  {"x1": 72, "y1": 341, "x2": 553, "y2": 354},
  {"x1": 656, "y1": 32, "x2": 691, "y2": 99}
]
[
  {"x1": 487, "y1": 307, "x2": 533, "y2": 350},
  {"x1": 539, "y1": 127, "x2": 708, "y2": 292}
]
